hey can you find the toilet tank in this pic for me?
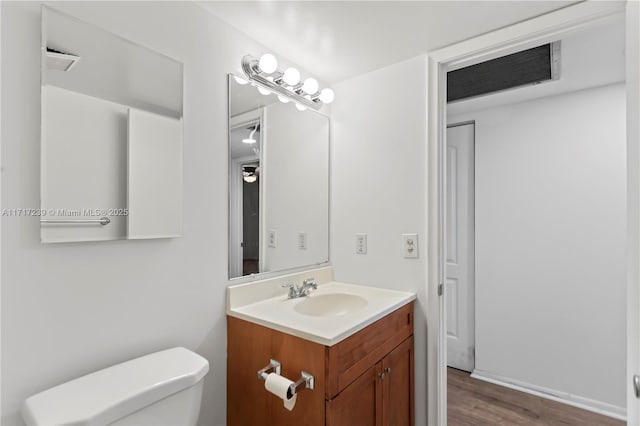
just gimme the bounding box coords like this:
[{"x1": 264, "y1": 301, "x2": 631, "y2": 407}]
[{"x1": 21, "y1": 347, "x2": 209, "y2": 426}]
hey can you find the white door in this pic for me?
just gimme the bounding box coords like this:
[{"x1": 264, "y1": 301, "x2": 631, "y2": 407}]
[{"x1": 446, "y1": 122, "x2": 475, "y2": 372}]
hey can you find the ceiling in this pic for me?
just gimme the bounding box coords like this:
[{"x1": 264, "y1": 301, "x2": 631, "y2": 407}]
[{"x1": 198, "y1": 1, "x2": 579, "y2": 84}]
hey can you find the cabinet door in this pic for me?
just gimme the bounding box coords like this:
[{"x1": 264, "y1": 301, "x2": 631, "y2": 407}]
[
  {"x1": 382, "y1": 336, "x2": 414, "y2": 426},
  {"x1": 227, "y1": 316, "x2": 326, "y2": 426},
  {"x1": 227, "y1": 317, "x2": 272, "y2": 426},
  {"x1": 326, "y1": 363, "x2": 383, "y2": 426}
]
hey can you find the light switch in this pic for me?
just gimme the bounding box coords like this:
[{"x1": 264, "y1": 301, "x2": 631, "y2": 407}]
[
  {"x1": 356, "y1": 233, "x2": 367, "y2": 254},
  {"x1": 298, "y1": 232, "x2": 307, "y2": 250},
  {"x1": 268, "y1": 229, "x2": 277, "y2": 248},
  {"x1": 402, "y1": 233, "x2": 418, "y2": 258}
]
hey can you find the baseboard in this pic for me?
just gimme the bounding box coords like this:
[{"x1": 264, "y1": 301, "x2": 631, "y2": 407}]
[{"x1": 470, "y1": 369, "x2": 626, "y2": 421}]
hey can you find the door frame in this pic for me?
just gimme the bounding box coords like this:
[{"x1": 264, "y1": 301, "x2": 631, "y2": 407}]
[{"x1": 425, "y1": 2, "x2": 639, "y2": 425}]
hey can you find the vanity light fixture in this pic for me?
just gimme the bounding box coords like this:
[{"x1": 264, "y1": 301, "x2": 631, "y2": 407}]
[
  {"x1": 241, "y1": 53, "x2": 334, "y2": 110},
  {"x1": 258, "y1": 53, "x2": 278, "y2": 74},
  {"x1": 319, "y1": 88, "x2": 335, "y2": 104},
  {"x1": 301, "y1": 78, "x2": 319, "y2": 95},
  {"x1": 282, "y1": 67, "x2": 301, "y2": 86}
]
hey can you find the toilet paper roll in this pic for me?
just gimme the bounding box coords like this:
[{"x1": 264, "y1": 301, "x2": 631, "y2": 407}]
[{"x1": 264, "y1": 373, "x2": 297, "y2": 411}]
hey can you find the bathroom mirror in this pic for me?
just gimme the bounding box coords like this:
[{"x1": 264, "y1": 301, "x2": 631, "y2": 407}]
[
  {"x1": 228, "y1": 74, "x2": 329, "y2": 279},
  {"x1": 40, "y1": 7, "x2": 183, "y2": 243}
]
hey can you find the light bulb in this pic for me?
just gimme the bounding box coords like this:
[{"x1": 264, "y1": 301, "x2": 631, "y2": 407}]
[
  {"x1": 233, "y1": 76, "x2": 249, "y2": 85},
  {"x1": 257, "y1": 87, "x2": 271, "y2": 96},
  {"x1": 277, "y1": 95, "x2": 290, "y2": 104},
  {"x1": 319, "y1": 88, "x2": 335, "y2": 104},
  {"x1": 258, "y1": 53, "x2": 278, "y2": 74},
  {"x1": 282, "y1": 67, "x2": 301, "y2": 86},
  {"x1": 295, "y1": 103, "x2": 307, "y2": 111},
  {"x1": 243, "y1": 175, "x2": 257, "y2": 183},
  {"x1": 302, "y1": 77, "x2": 319, "y2": 95}
]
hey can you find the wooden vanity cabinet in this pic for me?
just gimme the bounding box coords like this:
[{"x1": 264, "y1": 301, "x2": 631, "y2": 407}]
[{"x1": 227, "y1": 302, "x2": 414, "y2": 426}]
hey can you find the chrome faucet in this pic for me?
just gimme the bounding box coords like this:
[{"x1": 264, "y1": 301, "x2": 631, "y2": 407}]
[{"x1": 283, "y1": 278, "x2": 318, "y2": 299}]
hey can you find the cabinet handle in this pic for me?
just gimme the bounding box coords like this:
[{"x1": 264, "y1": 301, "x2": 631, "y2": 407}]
[{"x1": 379, "y1": 368, "x2": 392, "y2": 380}]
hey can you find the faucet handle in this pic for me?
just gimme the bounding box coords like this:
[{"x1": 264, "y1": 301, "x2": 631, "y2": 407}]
[
  {"x1": 282, "y1": 283, "x2": 297, "y2": 298},
  {"x1": 303, "y1": 278, "x2": 317, "y2": 289}
]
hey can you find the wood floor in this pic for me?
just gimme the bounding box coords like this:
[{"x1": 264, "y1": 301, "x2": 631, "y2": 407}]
[{"x1": 448, "y1": 368, "x2": 624, "y2": 426}]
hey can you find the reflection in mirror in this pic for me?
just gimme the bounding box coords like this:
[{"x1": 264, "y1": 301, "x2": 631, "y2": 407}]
[
  {"x1": 228, "y1": 74, "x2": 329, "y2": 279},
  {"x1": 40, "y1": 7, "x2": 183, "y2": 243}
]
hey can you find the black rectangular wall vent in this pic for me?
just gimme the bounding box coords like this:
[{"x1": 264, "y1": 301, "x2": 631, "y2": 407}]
[{"x1": 447, "y1": 42, "x2": 560, "y2": 103}]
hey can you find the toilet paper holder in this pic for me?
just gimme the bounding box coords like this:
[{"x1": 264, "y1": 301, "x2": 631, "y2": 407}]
[
  {"x1": 291, "y1": 371, "x2": 315, "y2": 394},
  {"x1": 257, "y1": 359, "x2": 281, "y2": 380},
  {"x1": 257, "y1": 359, "x2": 315, "y2": 395}
]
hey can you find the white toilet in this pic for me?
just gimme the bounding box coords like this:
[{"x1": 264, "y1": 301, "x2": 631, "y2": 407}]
[{"x1": 21, "y1": 347, "x2": 209, "y2": 426}]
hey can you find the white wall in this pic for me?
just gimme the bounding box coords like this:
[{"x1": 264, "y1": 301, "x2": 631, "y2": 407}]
[
  {"x1": 0, "y1": 2, "x2": 293, "y2": 425},
  {"x1": 262, "y1": 102, "x2": 329, "y2": 273},
  {"x1": 449, "y1": 84, "x2": 627, "y2": 413},
  {"x1": 331, "y1": 56, "x2": 428, "y2": 426}
]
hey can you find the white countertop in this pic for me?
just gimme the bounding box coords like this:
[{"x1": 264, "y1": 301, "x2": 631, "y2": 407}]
[{"x1": 227, "y1": 279, "x2": 416, "y2": 346}]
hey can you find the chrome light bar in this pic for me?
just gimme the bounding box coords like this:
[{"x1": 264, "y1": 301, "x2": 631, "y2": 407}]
[{"x1": 241, "y1": 54, "x2": 329, "y2": 111}]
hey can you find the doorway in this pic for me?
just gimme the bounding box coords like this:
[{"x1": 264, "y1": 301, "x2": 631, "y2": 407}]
[
  {"x1": 446, "y1": 122, "x2": 475, "y2": 373},
  {"x1": 442, "y1": 9, "x2": 629, "y2": 425},
  {"x1": 241, "y1": 160, "x2": 260, "y2": 275},
  {"x1": 229, "y1": 122, "x2": 261, "y2": 278}
]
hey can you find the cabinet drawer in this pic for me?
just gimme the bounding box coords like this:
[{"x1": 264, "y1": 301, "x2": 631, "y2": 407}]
[{"x1": 325, "y1": 302, "x2": 413, "y2": 398}]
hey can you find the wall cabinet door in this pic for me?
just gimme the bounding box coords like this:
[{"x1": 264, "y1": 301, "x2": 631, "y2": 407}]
[
  {"x1": 382, "y1": 336, "x2": 414, "y2": 426},
  {"x1": 326, "y1": 363, "x2": 383, "y2": 426}
]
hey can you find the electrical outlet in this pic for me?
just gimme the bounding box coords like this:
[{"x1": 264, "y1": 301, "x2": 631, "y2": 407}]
[
  {"x1": 298, "y1": 232, "x2": 307, "y2": 250},
  {"x1": 356, "y1": 233, "x2": 367, "y2": 254},
  {"x1": 268, "y1": 229, "x2": 277, "y2": 248},
  {"x1": 402, "y1": 233, "x2": 418, "y2": 258}
]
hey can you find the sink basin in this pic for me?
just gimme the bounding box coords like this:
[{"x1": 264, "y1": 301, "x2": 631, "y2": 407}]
[
  {"x1": 294, "y1": 293, "x2": 368, "y2": 317},
  {"x1": 228, "y1": 274, "x2": 416, "y2": 345}
]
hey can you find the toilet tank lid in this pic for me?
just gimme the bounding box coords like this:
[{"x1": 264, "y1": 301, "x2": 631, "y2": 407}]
[{"x1": 21, "y1": 347, "x2": 209, "y2": 426}]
